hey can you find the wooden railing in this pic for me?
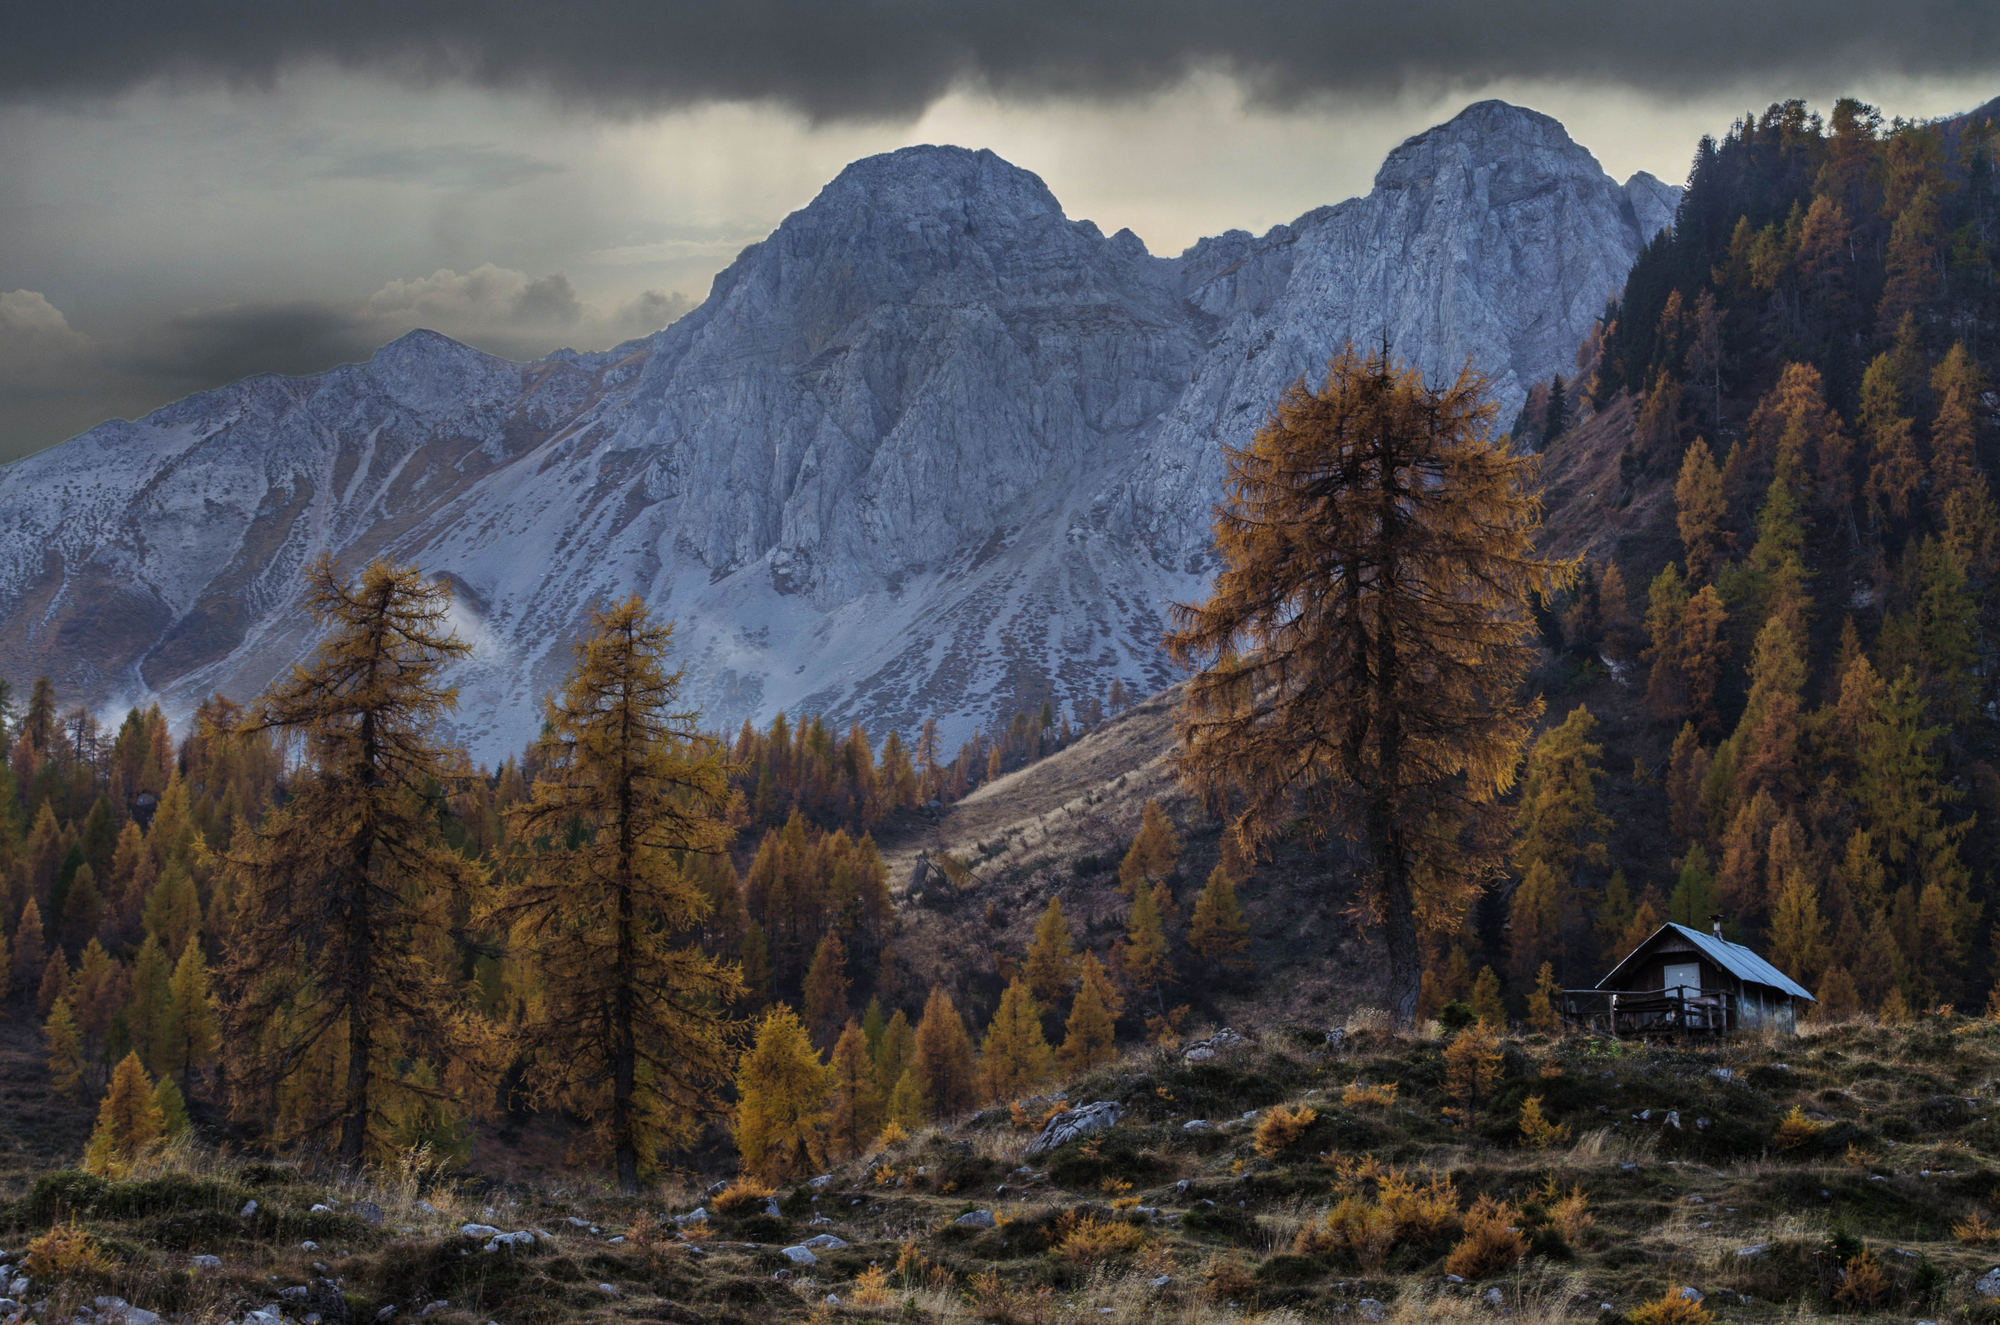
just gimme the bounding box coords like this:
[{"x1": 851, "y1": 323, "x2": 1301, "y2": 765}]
[{"x1": 1560, "y1": 987, "x2": 1734, "y2": 1038}]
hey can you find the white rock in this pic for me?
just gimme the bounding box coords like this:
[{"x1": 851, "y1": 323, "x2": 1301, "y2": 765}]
[
  {"x1": 190, "y1": 1256, "x2": 223, "y2": 1272},
  {"x1": 1182, "y1": 1120, "x2": 1213, "y2": 1132},
  {"x1": 801, "y1": 1235, "x2": 848, "y2": 1249},
  {"x1": 597, "y1": 1284, "x2": 619, "y2": 1297},
  {"x1": 311, "y1": 1205, "x2": 332, "y2": 1214},
  {"x1": 1977, "y1": 1267, "x2": 2000, "y2": 1298},
  {"x1": 459, "y1": 1226, "x2": 502, "y2": 1240},
  {"x1": 672, "y1": 1208, "x2": 707, "y2": 1227},
  {"x1": 240, "y1": 1201, "x2": 258, "y2": 1218},
  {"x1": 94, "y1": 1297, "x2": 162, "y2": 1325},
  {"x1": 1026, "y1": 1101, "x2": 1124, "y2": 1158},
  {"x1": 1359, "y1": 1300, "x2": 1386, "y2": 1322},
  {"x1": 953, "y1": 1211, "x2": 997, "y2": 1229},
  {"x1": 0, "y1": 107, "x2": 1671, "y2": 761},
  {"x1": 779, "y1": 1247, "x2": 817, "y2": 1266},
  {"x1": 1678, "y1": 1288, "x2": 1704, "y2": 1303},
  {"x1": 298, "y1": 1242, "x2": 318, "y2": 1252}
]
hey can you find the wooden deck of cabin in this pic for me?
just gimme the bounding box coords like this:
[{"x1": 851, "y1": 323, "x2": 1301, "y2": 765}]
[{"x1": 1561, "y1": 987, "x2": 1736, "y2": 1039}]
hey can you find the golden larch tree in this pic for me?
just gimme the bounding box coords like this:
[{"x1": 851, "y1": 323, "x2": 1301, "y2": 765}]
[
  {"x1": 1058, "y1": 953, "x2": 1120, "y2": 1072},
  {"x1": 733, "y1": 1004, "x2": 833, "y2": 1181},
  {"x1": 1674, "y1": 438, "x2": 1727, "y2": 586},
  {"x1": 84, "y1": 1052, "x2": 165, "y2": 1178},
  {"x1": 1167, "y1": 344, "x2": 1570, "y2": 1023},
  {"x1": 827, "y1": 1020, "x2": 881, "y2": 1160},
  {"x1": 801, "y1": 932, "x2": 851, "y2": 1051},
  {"x1": 912, "y1": 985, "x2": 978, "y2": 1119},
  {"x1": 1187, "y1": 865, "x2": 1251, "y2": 971},
  {"x1": 976, "y1": 979, "x2": 1053, "y2": 1101},
  {"x1": 220, "y1": 555, "x2": 488, "y2": 1170},
  {"x1": 159, "y1": 936, "x2": 220, "y2": 1089},
  {"x1": 486, "y1": 595, "x2": 743, "y2": 1191},
  {"x1": 1024, "y1": 896, "x2": 1079, "y2": 1005}
]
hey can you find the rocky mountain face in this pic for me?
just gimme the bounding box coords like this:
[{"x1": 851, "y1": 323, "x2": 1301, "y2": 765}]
[{"x1": 0, "y1": 101, "x2": 1677, "y2": 761}]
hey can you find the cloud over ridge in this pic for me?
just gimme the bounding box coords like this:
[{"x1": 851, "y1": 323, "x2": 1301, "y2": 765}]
[{"x1": 5, "y1": 1, "x2": 1997, "y2": 120}]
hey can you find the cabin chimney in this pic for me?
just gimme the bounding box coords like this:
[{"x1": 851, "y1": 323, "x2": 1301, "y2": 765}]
[{"x1": 1709, "y1": 913, "x2": 1724, "y2": 940}]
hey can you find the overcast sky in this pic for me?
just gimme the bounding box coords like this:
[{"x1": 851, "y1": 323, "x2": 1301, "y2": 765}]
[{"x1": 3, "y1": 2, "x2": 1997, "y2": 463}]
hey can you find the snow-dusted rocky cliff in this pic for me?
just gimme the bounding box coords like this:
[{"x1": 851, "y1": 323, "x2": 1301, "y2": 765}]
[{"x1": 0, "y1": 101, "x2": 1677, "y2": 759}]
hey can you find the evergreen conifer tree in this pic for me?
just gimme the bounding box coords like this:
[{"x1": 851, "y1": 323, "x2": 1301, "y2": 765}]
[
  {"x1": 486, "y1": 596, "x2": 742, "y2": 1191},
  {"x1": 220, "y1": 556, "x2": 489, "y2": 1170},
  {"x1": 885, "y1": 1067, "x2": 926, "y2": 1131},
  {"x1": 873, "y1": 1008, "x2": 916, "y2": 1099},
  {"x1": 37, "y1": 950, "x2": 67, "y2": 1016},
  {"x1": 153, "y1": 1072, "x2": 191, "y2": 1138},
  {"x1": 732, "y1": 1004, "x2": 832, "y2": 1181},
  {"x1": 1667, "y1": 845, "x2": 1722, "y2": 928},
  {"x1": 976, "y1": 979, "x2": 1053, "y2": 1102},
  {"x1": 1168, "y1": 345, "x2": 1571, "y2": 1024},
  {"x1": 1186, "y1": 864, "x2": 1250, "y2": 971},
  {"x1": 912, "y1": 985, "x2": 978, "y2": 1118}
]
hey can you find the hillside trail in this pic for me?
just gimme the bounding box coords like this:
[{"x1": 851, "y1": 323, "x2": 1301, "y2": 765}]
[{"x1": 871, "y1": 685, "x2": 1189, "y2": 896}]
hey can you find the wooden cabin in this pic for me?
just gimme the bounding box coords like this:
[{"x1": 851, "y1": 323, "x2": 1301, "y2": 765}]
[{"x1": 1562, "y1": 921, "x2": 1816, "y2": 1038}]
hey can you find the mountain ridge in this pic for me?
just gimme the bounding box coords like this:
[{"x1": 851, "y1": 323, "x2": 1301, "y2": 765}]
[{"x1": 0, "y1": 100, "x2": 1678, "y2": 760}]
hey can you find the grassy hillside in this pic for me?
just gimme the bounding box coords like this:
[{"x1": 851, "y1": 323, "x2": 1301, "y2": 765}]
[{"x1": 10, "y1": 1012, "x2": 2000, "y2": 1324}]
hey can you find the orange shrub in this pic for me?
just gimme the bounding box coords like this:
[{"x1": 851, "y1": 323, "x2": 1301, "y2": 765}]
[
  {"x1": 1254, "y1": 1103, "x2": 1318, "y2": 1157},
  {"x1": 1441, "y1": 1195, "x2": 1525, "y2": 1280}
]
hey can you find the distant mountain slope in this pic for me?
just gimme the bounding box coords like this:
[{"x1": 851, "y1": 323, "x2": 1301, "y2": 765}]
[{"x1": 0, "y1": 100, "x2": 1675, "y2": 759}]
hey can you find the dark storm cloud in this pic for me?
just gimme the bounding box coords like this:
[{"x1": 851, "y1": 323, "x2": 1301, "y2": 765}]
[
  {"x1": 114, "y1": 302, "x2": 385, "y2": 386},
  {"x1": 4, "y1": 1, "x2": 1997, "y2": 120}
]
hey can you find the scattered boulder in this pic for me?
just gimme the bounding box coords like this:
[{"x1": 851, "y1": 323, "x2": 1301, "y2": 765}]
[
  {"x1": 1025, "y1": 1100, "x2": 1124, "y2": 1157},
  {"x1": 459, "y1": 1225, "x2": 502, "y2": 1240},
  {"x1": 1359, "y1": 1300, "x2": 1386, "y2": 1322},
  {"x1": 190, "y1": 1256, "x2": 222, "y2": 1272},
  {"x1": 239, "y1": 1201, "x2": 259, "y2": 1219},
  {"x1": 354, "y1": 1203, "x2": 384, "y2": 1228},
  {"x1": 953, "y1": 1211, "x2": 997, "y2": 1229},
  {"x1": 1737, "y1": 1244, "x2": 1772, "y2": 1259},
  {"x1": 1977, "y1": 1267, "x2": 2000, "y2": 1298},
  {"x1": 779, "y1": 1246, "x2": 817, "y2": 1266},
  {"x1": 673, "y1": 1208, "x2": 708, "y2": 1227},
  {"x1": 1182, "y1": 1120, "x2": 1213, "y2": 1132},
  {"x1": 801, "y1": 1235, "x2": 848, "y2": 1250},
  {"x1": 94, "y1": 1297, "x2": 162, "y2": 1325},
  {"x1": 1182, "y1": 1028, "x2": 1248, "y2": 1063},
  {"x1": 482, "y1": 1232, "x2": 535, "y2": 1254}
]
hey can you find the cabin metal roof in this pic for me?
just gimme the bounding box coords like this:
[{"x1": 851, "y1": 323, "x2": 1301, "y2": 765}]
[{"x1": 1597, "y1": 923, "x2": 1816, "y2": 1002}]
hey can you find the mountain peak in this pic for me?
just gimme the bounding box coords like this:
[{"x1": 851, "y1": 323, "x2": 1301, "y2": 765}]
[
  {"x1": 808, "y1": 143, "x2": 1064, "y2": 225},
  {"x1": 1374, "y1": 99, "x2": 1591, "y2": 189}
]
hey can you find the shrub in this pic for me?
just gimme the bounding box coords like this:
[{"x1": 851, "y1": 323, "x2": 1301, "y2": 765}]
[
  {"x1": 1518, "y1": 1095, "x2": 1572, "y2": 1150},
  {"x1": 1955, "y1": 1211, "x2": 1996, "y2": 1245},
  {"x1": 1340, "y1": 1081, "x2": 1397, "y2": 1108},
  {"x1": 1053, "y1": 1212, "x2": 1146, "y2": 1265},
  {"x1": 1202, "y1": 1254, "x2": 1258, "y2": 1302},
  {"x1": 1254, "y1": 1104, "x2": 1318, "y2": 1157},
  {"x1": 1441, "y1": 1195, "x2": 1524, "y2": 1280},
  {"x1": 1833, "y1": 1248, "x2": 1888, "y2": 1310},
  {"x1": 24, "y1": 1222, "x2": 113, "y2": 1283},
  {"x1": 1627, "y1": 1287, "x2": 1713, "y2": 1325},
  {"x1": 1443, "y1": 1023, "x2": 1503, "y2": 1130},
  {"x1": 711, "y1": 1178, "x2": 776, "y2": 1215},
  {"x1": 1776, "y1": 1105, "x2": 1824, "y2": 1151},
  {"x1": 852, "y1": 1263, "x2": 891, "y2": 1306},
  {"x1": 1543, "y1": 1182, "x2": 1593, "y2": 1245}
]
